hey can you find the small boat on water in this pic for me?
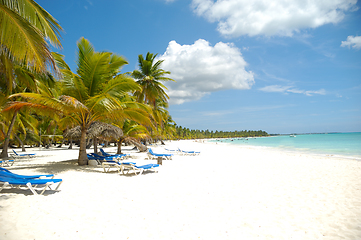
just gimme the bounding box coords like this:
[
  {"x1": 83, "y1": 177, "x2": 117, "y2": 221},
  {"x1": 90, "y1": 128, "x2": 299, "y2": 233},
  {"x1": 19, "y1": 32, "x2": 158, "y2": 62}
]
[{"x1": 290, "y1": 134, "x2": 296, "y2": 137}]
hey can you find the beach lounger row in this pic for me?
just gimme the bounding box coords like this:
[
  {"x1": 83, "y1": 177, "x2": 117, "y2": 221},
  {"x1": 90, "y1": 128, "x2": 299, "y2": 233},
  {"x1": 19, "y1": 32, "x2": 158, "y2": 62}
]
[
  {"x1": 0, "y1": 167, "x2": 62, "y2": 195},
  {"x1": 88, "y1": 150, "x2": 159, "y2": 175}
]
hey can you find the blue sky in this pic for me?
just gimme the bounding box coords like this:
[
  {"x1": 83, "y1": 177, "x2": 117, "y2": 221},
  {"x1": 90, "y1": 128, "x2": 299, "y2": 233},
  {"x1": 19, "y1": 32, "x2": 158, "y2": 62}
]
[{"x1": 40, "y1": 0, "x2": 361, "y2": 134}]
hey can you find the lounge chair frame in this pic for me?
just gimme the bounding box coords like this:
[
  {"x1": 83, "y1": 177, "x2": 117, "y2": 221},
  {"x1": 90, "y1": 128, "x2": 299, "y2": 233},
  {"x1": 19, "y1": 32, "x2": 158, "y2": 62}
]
[
  {"x1": 102, "y1": 161, "x2": 159, "y2": 176},
  {"x1": 0, "y1": 168, "x2": 61, "y2": 195},
  {"x1": 0, "y1": 160, "x2": 15, "y2": 167},
  {"x1": 0, "y1": 178, "x2": 62, "y2": 195},
  {"x1": 178, "y1": 148, "x2": 200, "y2": 156},
  {"x1": 10, "y1": 150, "x2": 36, "y2": 159},
  {"x1": 120, "y1": 163, "x2": 159, "y2": 176}
]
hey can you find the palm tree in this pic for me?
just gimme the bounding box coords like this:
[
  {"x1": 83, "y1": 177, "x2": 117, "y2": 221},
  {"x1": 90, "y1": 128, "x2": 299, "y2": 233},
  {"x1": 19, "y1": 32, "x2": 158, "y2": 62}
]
[
  {"x1": 0, "y1": 0, "x2": 63, "y2": 72},
  {"x1": 116, "y1": 120, "x2": 149, "y2": 154},
  {"x1": 6, "y1": 38, "x2": 152, "y2": 165},
  {"x1": 0, "y1": 0, "x2": 62, "y2": 158},
  {"x1": 131, "y1": 52, "x2": 174, "y2": 108},
  {"x1": 150, "y1": 98, "x2": 174, "y2": 143},
  {"x1": 0, "y1": 65, "x2": 55, "y2": 158}
]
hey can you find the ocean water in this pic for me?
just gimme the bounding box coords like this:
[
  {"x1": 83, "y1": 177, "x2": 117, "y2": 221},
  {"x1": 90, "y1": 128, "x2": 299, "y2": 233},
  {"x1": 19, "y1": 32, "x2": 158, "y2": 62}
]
[{"x1": 213, "y1": 132, "x2": 361, "y2": 159}]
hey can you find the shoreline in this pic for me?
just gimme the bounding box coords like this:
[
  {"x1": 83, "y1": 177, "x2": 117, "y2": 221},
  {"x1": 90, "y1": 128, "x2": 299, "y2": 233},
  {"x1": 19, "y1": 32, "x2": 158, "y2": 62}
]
[
  {"x1": 1, "y1": 140, "x2": 361, "y2": 239},
  {"x1": 208, "y1": 134, "x2": 361, "y2": 161},
  {"x1": 217, "y1": 141, "x2": 361, "y2": 162}
]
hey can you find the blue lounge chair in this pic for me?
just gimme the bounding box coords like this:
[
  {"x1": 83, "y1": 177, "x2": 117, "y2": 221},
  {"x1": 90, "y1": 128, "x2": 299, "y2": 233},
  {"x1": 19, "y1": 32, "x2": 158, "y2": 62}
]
[
  {"x1": 0, "y1": 169, "x2": 61, "y2": 195},
  {"x1": 89, "y1": 153, "x2": 119, "y2": 160},
  {"x1": 11, "y1": 150, "x2": 36, "y2": 159},
  {"x1": 120, "y1": 162, "x2": 160, "y2": 175},
  {"x1": 0, "y1": 167, "x2": 54, "y2": 179},
  {"x1": 99, "y1": 149, "x2": 129, "y2": 159},
  {"x1": 0, "y1": 160, "x2": 15, "y2": 167},
  {"x1": 147, "y1": 148, "x2": 173, "y2": 160},
  {"x1": 87, "y1": 153, "x2": 121, "y2": 164},
  {"x1": 178, "y1": 148, "x2": 200, "y2": 156},
  {"x1": 0, "y1": 176, "x2": 62, "y2": 195},
  {"x1": 165, "y1": 148, "x2": 179, "y2": 154},
  {"x1": 102, "y1": 160, "x2": 136, "y2": 173},
  {"x1": 87, "y1": 154, "x2": 97, "y2": 160}
]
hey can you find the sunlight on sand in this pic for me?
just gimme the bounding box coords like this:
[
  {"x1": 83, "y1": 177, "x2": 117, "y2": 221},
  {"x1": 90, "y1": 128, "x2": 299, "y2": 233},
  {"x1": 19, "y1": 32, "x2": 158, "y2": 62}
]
[{"x1": 1, "y1": 140, "x2": 360, "y2": 239}]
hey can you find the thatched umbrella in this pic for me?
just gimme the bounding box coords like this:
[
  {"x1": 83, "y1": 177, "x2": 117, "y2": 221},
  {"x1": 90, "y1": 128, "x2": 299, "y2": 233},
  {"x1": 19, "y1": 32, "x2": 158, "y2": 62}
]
[{"x1": 63, "y1": 121, "x2": 123, "y2": 153}]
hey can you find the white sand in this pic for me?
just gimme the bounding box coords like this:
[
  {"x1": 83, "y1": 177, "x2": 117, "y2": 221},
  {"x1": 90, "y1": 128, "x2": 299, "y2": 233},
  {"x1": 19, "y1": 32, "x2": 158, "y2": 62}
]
[{"x1": 1, "y1": 141, "x2": 361, "y2": 240}]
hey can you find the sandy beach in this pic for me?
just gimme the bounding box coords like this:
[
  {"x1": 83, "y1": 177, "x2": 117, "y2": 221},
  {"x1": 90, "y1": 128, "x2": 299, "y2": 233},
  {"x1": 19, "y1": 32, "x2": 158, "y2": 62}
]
[{"x1": 0, "y1": 140, "x2": 360, "y2": 240}]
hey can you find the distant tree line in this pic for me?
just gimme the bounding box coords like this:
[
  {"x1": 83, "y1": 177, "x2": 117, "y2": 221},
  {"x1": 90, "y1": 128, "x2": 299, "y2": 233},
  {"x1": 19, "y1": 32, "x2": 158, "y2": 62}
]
[{"x1": 173, "y1": 126, "x2": 269, "y2": 139}]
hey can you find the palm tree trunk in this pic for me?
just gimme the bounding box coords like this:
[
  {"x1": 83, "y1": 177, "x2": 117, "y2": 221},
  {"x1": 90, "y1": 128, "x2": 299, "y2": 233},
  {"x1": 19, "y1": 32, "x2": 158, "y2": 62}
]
[
  {"x1": 78, "y1": 126, "x2": 88, "y2": 165},
  {"x1": 0, "y1": 110, "x2": 18, "y2": 158},
  {"x1": 117, "y1": 138, "x2": 124, "y2": 154},
  {"x1": 68, "y1": 138, "x2": 73, "y2": 149},
  {"x1": 14, "y1": 135, "x2": 25, "y2": 151},
  {"x1": 129, "y1": 139, "x2": 147, "y2": 152},
  {"x1": 93, "y1": 137, "x2": 98, "y2": 153}
]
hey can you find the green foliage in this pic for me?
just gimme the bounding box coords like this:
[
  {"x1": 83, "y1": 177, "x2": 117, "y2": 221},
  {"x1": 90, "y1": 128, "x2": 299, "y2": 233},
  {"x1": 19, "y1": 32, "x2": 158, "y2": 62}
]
[
  {"x1": 0, "y1": 0, "x2": 63, "y2": 72},
  {"x1": 131, "y1": 52, "x2": 174, "y2": 106},
  {"x1": 173, "y1": 126, "x2": 269, "y2": 140}
]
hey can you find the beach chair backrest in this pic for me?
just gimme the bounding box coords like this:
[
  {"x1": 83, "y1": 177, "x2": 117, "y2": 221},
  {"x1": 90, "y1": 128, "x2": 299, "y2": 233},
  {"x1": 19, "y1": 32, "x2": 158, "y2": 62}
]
[
  {"x1": 100, "y1": 149, "x2": 107, "y2": 155},
  {"x1": 148, "y1": 148, "x2": 154, "y2": 154},
  {"x1": 12, "y1": 150, "x2": 19, "y2": 155}
]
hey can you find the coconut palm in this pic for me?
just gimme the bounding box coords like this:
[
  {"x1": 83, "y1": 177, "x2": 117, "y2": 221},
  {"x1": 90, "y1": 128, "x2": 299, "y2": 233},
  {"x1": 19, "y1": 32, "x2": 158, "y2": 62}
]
[
  {"x1": 0, "y1": 0, "x2": 62, "y2": 157},
  {"x1": 6, "y1": 38, "x2": 152, "y2": 165},
  {"x1": 131, "y1": 52, "x2": 174, "y2": 107},
  {"x1": 0, "y1": 65, "x2": 55, "y2": 158}
]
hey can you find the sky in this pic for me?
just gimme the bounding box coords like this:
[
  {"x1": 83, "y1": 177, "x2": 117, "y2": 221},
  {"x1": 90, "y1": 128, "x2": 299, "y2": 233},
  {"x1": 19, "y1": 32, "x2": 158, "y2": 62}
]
[{"x1": 39, "y1": 0, "x2": 361, "y2": 134}]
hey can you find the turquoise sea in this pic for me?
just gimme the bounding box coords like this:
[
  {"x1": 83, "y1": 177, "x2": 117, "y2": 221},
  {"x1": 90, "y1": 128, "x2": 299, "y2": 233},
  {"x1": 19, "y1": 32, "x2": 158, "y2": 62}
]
[{"x1": 213, "y1": 132, "x2": 361, "y2": 160}]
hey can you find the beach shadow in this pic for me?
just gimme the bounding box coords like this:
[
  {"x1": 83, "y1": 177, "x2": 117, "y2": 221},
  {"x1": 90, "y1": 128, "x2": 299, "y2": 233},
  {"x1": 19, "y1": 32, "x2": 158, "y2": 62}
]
[
  {"x1": 5, "y1": 159, "x2": 104, "y2": 175},
  {"x1": 118, "y1": 170, "x2": 159, "y2": 177},
  {"x1": 0, "y1": 188, "x2": 61, "y2": 196}
]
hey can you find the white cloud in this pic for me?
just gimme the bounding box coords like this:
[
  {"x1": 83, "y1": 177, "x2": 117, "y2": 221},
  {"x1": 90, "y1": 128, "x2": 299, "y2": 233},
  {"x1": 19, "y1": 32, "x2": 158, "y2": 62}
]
[
  {"x1": 159, "y1": 39, "x2": 254, "y2": 104},
  {"x1": 259, "y1": 85, "x2": 326, "y2": 96},
  {"x1": 191, "y1": 0, "x2": 358, "y2": 37},
  {"x1": 341, "y1": 35, "x2": 361, "y2": 49}
]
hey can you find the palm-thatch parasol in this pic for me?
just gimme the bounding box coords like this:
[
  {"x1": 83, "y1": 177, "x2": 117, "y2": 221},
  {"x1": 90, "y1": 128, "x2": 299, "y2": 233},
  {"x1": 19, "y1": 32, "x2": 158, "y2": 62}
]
[
  {"x1": 64, "y1": 121, "x2": 123, "y2": 139},
  {"x1": 63, "y1": 121, "x2": 123, "y2": 153}
]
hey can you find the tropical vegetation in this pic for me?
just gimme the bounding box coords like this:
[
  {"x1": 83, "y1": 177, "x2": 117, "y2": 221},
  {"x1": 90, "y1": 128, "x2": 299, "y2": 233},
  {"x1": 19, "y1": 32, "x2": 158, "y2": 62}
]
[
  {"x1": 0, "y1": 0, "x2": 269, "y2": 165},
  {"x1": 173, "y1": 127, "x2": 269, "y2": 139}
]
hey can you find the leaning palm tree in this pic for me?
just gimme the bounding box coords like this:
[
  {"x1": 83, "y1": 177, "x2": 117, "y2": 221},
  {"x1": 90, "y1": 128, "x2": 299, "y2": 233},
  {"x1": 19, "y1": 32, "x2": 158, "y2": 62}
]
[
  {"x1": 5, "y1": 38, "x2": 152, "y2": 165},
  {"x1": 116, "y1": 120, "x2": 149, "y2": 154},
  {"x1": 131, "y1": 52, "x2": 174, "y2": 108}
]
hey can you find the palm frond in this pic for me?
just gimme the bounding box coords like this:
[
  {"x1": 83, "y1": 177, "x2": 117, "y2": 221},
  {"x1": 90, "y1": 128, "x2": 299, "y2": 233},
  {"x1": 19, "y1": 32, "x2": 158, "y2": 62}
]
[
  {"x1": 18, "y1": 0, "x2": 63, "y2": 47},
  {"x1": 0, "y1": 3, "x2": 52, "y2": 71},
  {"x1": 61, "y1": 72, "x2": 90, "y2": 103}
]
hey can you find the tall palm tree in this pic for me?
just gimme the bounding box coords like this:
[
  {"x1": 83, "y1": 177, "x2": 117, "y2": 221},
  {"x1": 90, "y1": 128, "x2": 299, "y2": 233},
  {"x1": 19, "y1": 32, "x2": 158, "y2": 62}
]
[
  {"x1": 131, "y1": 52, "x2": 174, "y2": 107},
  {"x1": 5, "y1": 38, "x2": 152, "y2": 165},
  {"x1": 0, "y1": 0, "x2": 62, "y2": 158}
]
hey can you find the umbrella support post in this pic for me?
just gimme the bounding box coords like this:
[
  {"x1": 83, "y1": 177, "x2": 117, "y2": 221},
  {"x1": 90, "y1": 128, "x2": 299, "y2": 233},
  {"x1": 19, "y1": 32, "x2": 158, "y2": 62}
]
[{"x1": 157, "y1": 156, "x2": 162, "y2": 165}]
